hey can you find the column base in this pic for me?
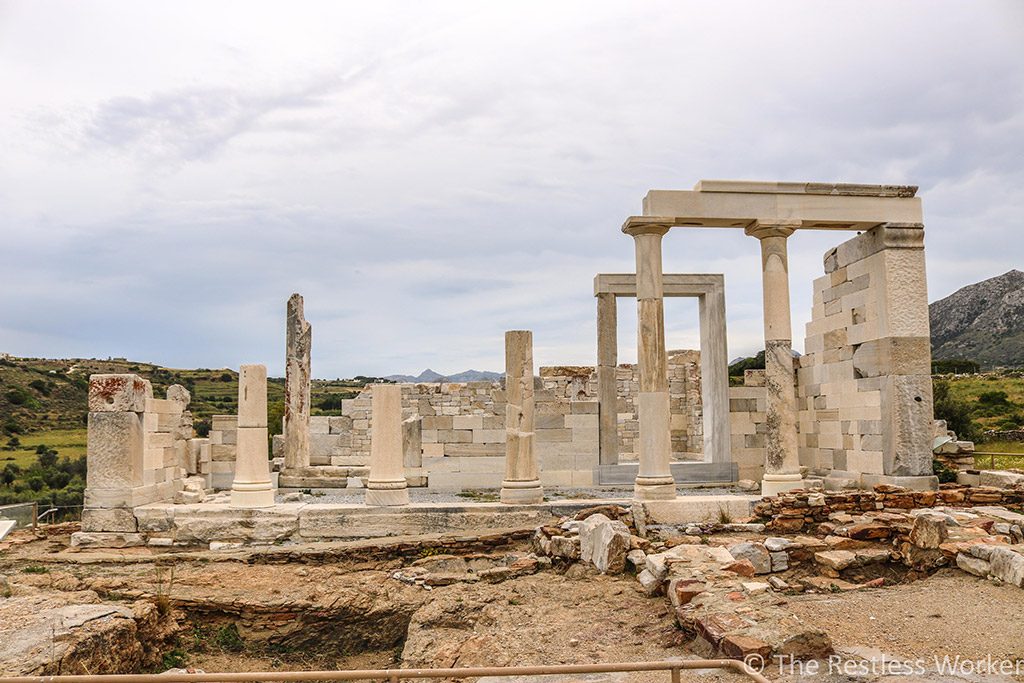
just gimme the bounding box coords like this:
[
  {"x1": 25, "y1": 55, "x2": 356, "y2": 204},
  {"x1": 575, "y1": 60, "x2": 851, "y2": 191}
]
[
  {"x1": 230, "y1": 485, "x2": 274, "y2": 508},
  {"x1": 761, "y1": 473, "x2": 805, "y2": 497},
  {"x1": 365, "y1": 487, "x2": 411, "y2": 506},
  {"x1": 633, "y1": 475, "x2": 677, "y2": 501},
  {"x1": 500, "y1": 479, "x2": 544, "y2": 504}
]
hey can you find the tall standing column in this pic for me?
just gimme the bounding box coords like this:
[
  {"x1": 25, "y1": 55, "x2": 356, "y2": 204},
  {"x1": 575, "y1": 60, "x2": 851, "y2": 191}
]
[
  {"x1": 624, "y1": 224, "x2": 676, "y2": 501},
  {"x1": 284, "y1": 293, "x2": 312, "y2": 471},
  {"x1": 500, "y1": 330, "x2": 544, "y2": 504},
  {"x1": 231, "y1": 364, "x2": 274, "y2": 508},
  {"x1": 699, "y1": 282, "x2": 731, "y2": 464},
  {"x1": 746, "y1": 222, "x2": 803, "y2": 496},
  {"x1": 596, "y1": 292, "x2": 619, "y2": 466},
  {"x1": 365, "y1": 384, "x2": 410, "y2": 506}
]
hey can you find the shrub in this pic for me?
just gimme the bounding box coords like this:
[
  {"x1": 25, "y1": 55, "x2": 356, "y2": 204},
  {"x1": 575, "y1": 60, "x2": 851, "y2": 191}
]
[
  {"x1": 5, "y1": 388, "x2": 32, "y2": 405},
  {"x1": 977, "y1": 391, "x2": 1010, "y2": 406},
  {"x1": 933, "y1": 380, "x2": 978, "y2": 441},
  {"x1": 933, "y1": 459, "x2": 958, "y2": 484},
  {"x1": 28, "y1": 379, "x2": 51, "y2": 396}
]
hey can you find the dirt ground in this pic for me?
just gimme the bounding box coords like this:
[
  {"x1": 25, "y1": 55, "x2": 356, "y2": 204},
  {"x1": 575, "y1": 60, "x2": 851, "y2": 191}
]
[{"x1": 4, "y1": 528, "x2": 1024, "y2": 682}]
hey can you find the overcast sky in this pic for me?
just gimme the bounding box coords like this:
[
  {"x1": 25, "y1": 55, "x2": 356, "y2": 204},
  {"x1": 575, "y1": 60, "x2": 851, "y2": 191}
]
[{"x1": 1, "y1": 1, "x2": 1022, "y2": 378}]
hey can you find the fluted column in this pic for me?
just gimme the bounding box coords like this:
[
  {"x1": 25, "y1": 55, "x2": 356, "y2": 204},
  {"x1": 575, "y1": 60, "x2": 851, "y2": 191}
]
[
  {"x1": 500, "y1": 330, "x2": 544, "y2": 504},
  {"x1": 746, "y1": 221, "x2": 803, "y2": 496},
  {"x1": 231, "y1": 364, "x2": 274, "y2": 508},
  {"x1": 365, "y1": 384, "x2": 410, "y2": 506},
  {"x1": 596, "y1": 292, "x2": 619, "y2": 466},
  {"x1": 624, "y1": 224, "x2": 676, "y2": 500},
  {"x1": 284, "y1": 293, "x2": 311, "y2": 470}
]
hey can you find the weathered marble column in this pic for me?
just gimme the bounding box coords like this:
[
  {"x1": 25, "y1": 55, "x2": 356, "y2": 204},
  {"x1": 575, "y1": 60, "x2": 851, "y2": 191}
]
[
  {"x1": 365, "y1": 384, "x2": 410, "y2": 506},
  {"x1": 231, "y1": 364, "x2": 274, "y2": 508},
  {"x1": 624, "y1": 224, "x2": 676, "y2": 500},
  {"x1": 596, "y1": 292, "x2": 619, "y2": 466},
  {"x1": 284, "y1": 293, "x2": 312, "y2": 470},
  {"x1": 746, "y1": 222, "x2": 803, "y2": 496},
  {"x1": 500, "y1": 330, "x2": 544, "y2": 504}
]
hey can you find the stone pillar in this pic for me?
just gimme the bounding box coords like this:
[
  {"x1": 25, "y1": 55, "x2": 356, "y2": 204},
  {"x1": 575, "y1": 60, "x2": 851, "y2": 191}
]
[
  {"x1": 74, "y1": 374, "x2": 152, "y2": 545},
  {"x1": 746, "y1": 222, "x2": 803, "y2": 496},
  {"x1": 699, "y1": 283, "x2": 731, "y2": 463},
  {"x1": 231, "y1": 364, "x2": 274, "y2": 508},
  {"x1": 624, "y1": 224, "x2": 676, "y2": 501},
  {"x1": 365, "y1": 384, "x2": 410, "y2": 506},
  {"x1": 284, "y1": 293, "x2": 312, "y2": 470},
  {"x1": 500, "y1": 330, "x2": 544, "y2": 504},
  {"x1": 596, "y1": 292, "x2": 619, "y2": 466}
]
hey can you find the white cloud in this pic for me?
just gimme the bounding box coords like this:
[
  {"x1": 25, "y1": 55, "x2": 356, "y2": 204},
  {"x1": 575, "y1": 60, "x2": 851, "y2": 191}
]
[{"x1": 0, "y1": 0, "x2": 1021, "y2": 377}]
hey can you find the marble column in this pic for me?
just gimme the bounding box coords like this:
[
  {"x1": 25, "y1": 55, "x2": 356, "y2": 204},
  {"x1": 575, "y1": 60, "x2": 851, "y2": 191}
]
[
  {"x1": 284, "y1": 293, "x2": 312, "y2": 471},
  {"x1": 624, "y1": 224, "x2": 676, "y2": 501},
  {"x1": 500, "y1": 330, "x2": 544, "y2": 504},
  {"x1": 365, "y1": 384, "x2": 410, "y2": 506},
  {"x1": 746, "y1": 222, "x2": 803, "y2": 496},
  {"x1": 596, "y1": 292, "x2": 619, "y2": 466},
  {"x1": 231, "y1": 364, "x2": 274, "y2": 508}
]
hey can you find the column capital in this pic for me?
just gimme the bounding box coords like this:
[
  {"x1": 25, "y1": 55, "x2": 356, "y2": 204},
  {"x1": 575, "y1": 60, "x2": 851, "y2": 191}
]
[
  {"x1": 744, "y1": 220, "x2": 800, "y2": 240},
  {"x1": 622, "y1": 217, "x2": 671, "y2": 238}
]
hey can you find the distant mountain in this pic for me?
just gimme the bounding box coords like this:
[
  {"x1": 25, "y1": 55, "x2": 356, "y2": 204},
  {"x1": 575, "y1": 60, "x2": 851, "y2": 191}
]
[
  {"x1": 930, "y1": 270, "x2": 1024, "y2": 368},
  {"x1": 384, "y1": 368, "x2": 502, "y2": 383}
]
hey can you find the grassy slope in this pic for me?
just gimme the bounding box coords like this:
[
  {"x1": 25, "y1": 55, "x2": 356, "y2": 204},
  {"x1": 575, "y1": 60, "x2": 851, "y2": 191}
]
[{"x1": 0, "y1": 356, "x2": 369, "y2": 435}]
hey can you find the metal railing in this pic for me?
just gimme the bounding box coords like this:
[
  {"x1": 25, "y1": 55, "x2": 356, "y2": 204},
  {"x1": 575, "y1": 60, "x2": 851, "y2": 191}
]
[{"x1": 0, "y1": 659, "x2": 770, "y2": 683}]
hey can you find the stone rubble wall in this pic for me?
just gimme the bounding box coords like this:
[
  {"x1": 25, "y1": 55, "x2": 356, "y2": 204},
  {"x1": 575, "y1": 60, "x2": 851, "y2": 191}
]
[
  {"x1": 752, "y1": 483, "x2": 1024, "y2": 534},
  {"x1": 797, "y1": 223, "x2": 933, "y2": 480}
]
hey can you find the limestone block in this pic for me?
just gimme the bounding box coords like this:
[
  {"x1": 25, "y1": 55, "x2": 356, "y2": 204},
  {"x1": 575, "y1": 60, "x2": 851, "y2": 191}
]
[
  {"x1": 70, "y1": 532, "x2": 145, "y2": 548},
  {"x1": 956, "y1": 553, "x2": 990, "y2": 577},
  {"x1": 852, "y1": 337, "x2": 931, "y2": 378},
  {"x1": 86, "y1": 411, "x2": 144, "y2": 490},
  {"x1": 166, "y1": 384, "x2": 191, "y2": 408},
  {"x1": 728, "y1": 542, "x2": 771, "y2": 574},
  {"x1": 88, "y1": 374, "x2": 153, "y2": 413},
  {"x1": 909, "y1": 513, "x2": 947, "y2": 549},
  {"x1": 145, "y1": 398, "x2": 180, "y2": 416},
  {"x1": 578, "y1": 513, "x2": 631, "y2": 574},
  {"x1": 453, "y1": 415, "x2": 484, "y2": 430},
  {"x1": 329, "y1": 416, "x2": 352, "y2": 434},
  {"x1": 473, "y1": 429, "x2": 506, "y2": 444},
  {"x1": 880, "y1": 375, "x2": 934, "y2": 476},
  {"x1": 81, "y1": 507, "x2": 138, "y2": 533},
  {"x1": 212, "y1": 415, "x2": 237, "y2": 431}
]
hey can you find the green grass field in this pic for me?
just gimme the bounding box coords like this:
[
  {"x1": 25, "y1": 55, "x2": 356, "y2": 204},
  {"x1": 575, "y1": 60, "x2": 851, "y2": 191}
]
[{"x1": 1, "y1": 428, "x2": 87, "y2": 469}]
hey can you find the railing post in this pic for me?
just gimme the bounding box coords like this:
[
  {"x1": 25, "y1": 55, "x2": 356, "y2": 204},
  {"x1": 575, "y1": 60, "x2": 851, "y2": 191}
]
[
  {"x1": 32, "y1": 502, "x2": 38, "y2": 532},
  {"x1": 671, "y1": 667, "x2": 681, "y2": 683}
]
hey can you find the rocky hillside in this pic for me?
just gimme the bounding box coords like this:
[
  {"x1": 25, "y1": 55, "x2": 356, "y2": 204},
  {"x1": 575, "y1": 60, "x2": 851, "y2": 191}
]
[{"x1": 930, "y1": 270, "x2": 1024, "y2": 368}]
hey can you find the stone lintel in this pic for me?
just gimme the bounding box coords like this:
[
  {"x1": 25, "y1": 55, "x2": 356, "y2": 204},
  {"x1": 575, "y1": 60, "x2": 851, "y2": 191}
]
[
  {"x1": 593, "y1": 273, "x2": 723, "y2": 298},
  {"x1": 692, "y1": 180, "x2": 918, "y2": 198},
  {"x1": 632, "y1": 185, "x2": 922, "y2": 230}
]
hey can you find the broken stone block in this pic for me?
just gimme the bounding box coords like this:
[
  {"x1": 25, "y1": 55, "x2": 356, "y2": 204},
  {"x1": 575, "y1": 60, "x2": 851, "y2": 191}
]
[
  {"x1": 70, "y1": 532, "x2": 145, "y2": 548},
  {"x1": 549, "y1": 535, "x2": 580, "y2": 560},
  {"x1": 742, "y1": 581, "x2": 770, "y2": 595},
  {"x1": 770, "y1": 551, "x2": 789, "y2": 572},
  {"x1": 956, "y1": 553, "x2": 991, "y2": 578},
  {"x1": 909, "y1": 513, "x2": 948, "y2": 549},
  {"x1": 637, "y1": 569, "x2": 661, "y2": 596},
  {"x1": 728, "y1": 542, "x2": 771, "y2": 574},
  {"x1": 764, "y1": 537, "x2": 793, "y2": 552},
  {"x1": 815, "y1": 550, "x2": 856, "y2": 571},
  {"x1": 88, "y1": 374, "x2": 153, "y2": 412},
  {"x1": 626, "y1": 549, "x2": 646, "y2": 571},
  {"x1": 668, "y1": 578, "x2": 706, "y2": 607},
  {"x1": 579, "y1": 514, "x2": 631, "y2": 573},
  {"x1": 768, "y1": 575, "x2": 790, "y2": 590},
  {"x1": 720, "y1": 634, "x2": 772, "y2": 660},
  {"x1": 166, "y1": 384, "x2": 191, "y2": 408},
  {"x1": 988, "y1": 547, "x2": 1024, "y2": 587},
  {"x1": 724, "y1": 560, "x2": 756, "y2": 577}
]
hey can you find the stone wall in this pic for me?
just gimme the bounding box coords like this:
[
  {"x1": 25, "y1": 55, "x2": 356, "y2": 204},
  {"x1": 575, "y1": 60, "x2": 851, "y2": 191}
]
[
  {"x1": 729, "y1": 370, "x2": 768, "y2": 482},
  {"x1": 273, "y1": 360, "x2": 704, "y2": 488},
  {"x1": 797, "y1": 223, "x2": 934, "y2": 486},
  {"x1": 76, "y1": 375, "x2": 205, "y2": 543},
  {"x1": 207, "y1": 415, "x2": 237, "y2": 490}
]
